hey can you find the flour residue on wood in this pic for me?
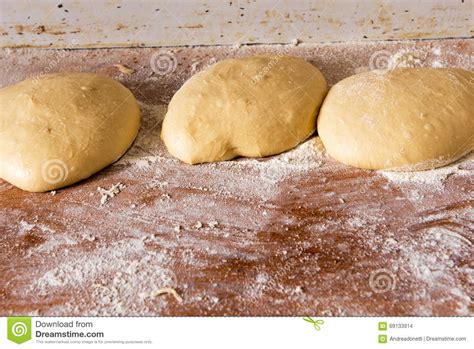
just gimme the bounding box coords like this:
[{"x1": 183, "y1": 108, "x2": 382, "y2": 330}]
[
  {"x1": 380, "y1": 152, "x2": 474, "y2": 190},
  {"x1": 0, "y1": 39, "x2": 472, "y2": 317}
]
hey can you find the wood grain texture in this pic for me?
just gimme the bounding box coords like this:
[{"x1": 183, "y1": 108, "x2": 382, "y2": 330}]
[{"x1": 0, "y1": 38, "x2": 473, "y2": 316}]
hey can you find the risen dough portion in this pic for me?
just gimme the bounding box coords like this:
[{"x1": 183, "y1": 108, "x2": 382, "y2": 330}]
[
  {"x1": 317, "y1": 68, "x2": 474, "y2": 171},
  {"x1": 162, "y1": 55, "x2": 327, "y2": 164},
  {"x1": 0, "y1": 73, "x2": 140, "y2": 192}
]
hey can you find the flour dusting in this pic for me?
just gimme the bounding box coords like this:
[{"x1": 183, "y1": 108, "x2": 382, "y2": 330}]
[
  {"x1": 380, "y1": 152, "x2": 474, "y2": 189},
  {"x1": 1, "y1": 39, "x2": 472, "y2": 317}
]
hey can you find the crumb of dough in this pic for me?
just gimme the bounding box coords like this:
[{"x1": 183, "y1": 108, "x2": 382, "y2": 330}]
[
  {"x1": 294, "y1": 286, "x2": 304, "y2": 293},
  {"x1": 113, "y1": 64, "x2": 135, "y2": 75},
  {"x1": 208, "y1": 220, "x2": 218, "y2": 228},
  {"x1": 83, "y1": 233, "x2": 96, "y2": 242},
  {"x1": 190, "y1": 61, "x2": 200, "y2": 74},
  {"x1": 97, "y1": 183, "x2": 126, "y2": 205},
  {"x1": 50, "y1": 190, "x2": 56, "y2": 196},
  {"x1": 161, "y1": 193, "x2": 171, "y2": 200},
  {"x1": 291, "y1": 38, "x2": 301, "y2": 46},
  {"x1": 194, "y1": 221, "x2": 203, "y2": 229},
  {"x1": 150, "y1": 287, "x2": 183, "y2": 303}
]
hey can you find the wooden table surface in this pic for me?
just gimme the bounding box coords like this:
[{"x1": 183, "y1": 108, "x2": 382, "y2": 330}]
[{"x1": 0, "y1": 38, "x2": 473, "y2": 316}]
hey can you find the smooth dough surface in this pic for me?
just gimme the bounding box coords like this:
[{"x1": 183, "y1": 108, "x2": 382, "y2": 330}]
[
  {"x1": 162, "y1": 55, "x2": 327, "y2": 164},
  {"x1": 317, "y1": 68, "x2": 474, "y2": 171},
  {"x1": 0, "y1": 73, "x2": 140, "y2": 192}
]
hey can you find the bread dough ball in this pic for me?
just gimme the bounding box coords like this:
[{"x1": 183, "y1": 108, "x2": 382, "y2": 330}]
[
  {"x1": 162, "y1": 55, "x2": 327, "y2": 164},
  {"x1": 0, "y1": 73, "x2": 140, "y2": 192},
  {"x1": 317, "y1": 68, "x2": 473, "y2": 171}
]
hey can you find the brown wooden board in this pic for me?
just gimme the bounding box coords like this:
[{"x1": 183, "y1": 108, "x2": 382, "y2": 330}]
[{"x1": 0, "y1": 38, "x2": 473, "y2": 316}]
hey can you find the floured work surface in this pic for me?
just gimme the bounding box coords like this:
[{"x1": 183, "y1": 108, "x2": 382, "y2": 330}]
[{"x1": 0, "y1": 39, "x2": 473, "y2": 316}]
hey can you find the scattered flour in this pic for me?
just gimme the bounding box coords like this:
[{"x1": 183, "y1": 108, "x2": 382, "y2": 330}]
[
  {"x1": 97, "y1": 183, "x2": 127, "y2": 205},
  {"x1": 2, "y1": 39, "x2": 472, "y2": 317},
  {"x1": 379, "y1": 152, "x2": 473, "y2": 189},
  {"x1": 210, "y1": 137, "x2": 328, "y2": 182}
]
